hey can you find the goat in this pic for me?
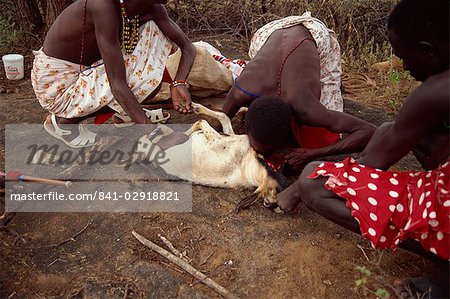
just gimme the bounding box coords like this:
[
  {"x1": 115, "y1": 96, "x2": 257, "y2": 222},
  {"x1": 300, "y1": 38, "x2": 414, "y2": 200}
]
[{"x1": 136, "y1": 103, "x2": 288, "y2": 212}]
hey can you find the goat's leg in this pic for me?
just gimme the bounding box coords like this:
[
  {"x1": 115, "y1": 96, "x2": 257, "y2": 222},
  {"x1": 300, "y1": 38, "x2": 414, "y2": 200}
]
[
  {"x1": 191, "y1": 103, "x2": 234, "y2": 135},
  {"x1": 183, "y1": 120, "x2": 204, "y2": 136},
  {"x1": 188, "y1": 119, "x2": 223, "y2": 142}
]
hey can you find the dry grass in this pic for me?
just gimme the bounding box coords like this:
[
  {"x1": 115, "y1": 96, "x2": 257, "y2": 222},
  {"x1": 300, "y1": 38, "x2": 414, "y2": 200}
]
[
  {"x1": 167, "y1": 0, "x2": 397, "y2": 61},
  {"x1": 166, "y1": 0, "x2": 419, "y2": 111},
  {"x1": 1, "y1": 0, "x2": 418, "y2": 111}
]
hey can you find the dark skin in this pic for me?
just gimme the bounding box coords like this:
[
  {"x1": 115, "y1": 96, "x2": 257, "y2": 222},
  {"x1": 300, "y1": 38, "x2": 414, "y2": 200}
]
[
  {"x1": 42, "y1": 0, "x2": 195, "y2": 130},
  {"x1": 223, "y1": 25, "x2": 376, "y2": 170},
  {"x1": 278, "y1": 28, "x2": 449, "y2": 297}
]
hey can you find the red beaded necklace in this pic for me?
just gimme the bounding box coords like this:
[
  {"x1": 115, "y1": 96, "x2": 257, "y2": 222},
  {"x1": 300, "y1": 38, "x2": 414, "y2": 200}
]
[
  {"x1": 80, "y1": 0, "x2": 88, "y2": 73},
  {"x1": 275, "y1": 37, "x2": 315, "y2": 97}
]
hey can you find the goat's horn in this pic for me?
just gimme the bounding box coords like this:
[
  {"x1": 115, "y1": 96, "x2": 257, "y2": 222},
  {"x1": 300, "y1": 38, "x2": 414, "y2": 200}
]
[{"x1": 235, "y1": 193, "x2": 259, "y2": 214}]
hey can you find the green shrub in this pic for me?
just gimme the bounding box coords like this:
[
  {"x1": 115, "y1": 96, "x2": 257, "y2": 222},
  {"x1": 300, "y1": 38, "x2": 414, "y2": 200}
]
[{"x1": 0, "y1": 17, "x2": 19, "y2": 52}]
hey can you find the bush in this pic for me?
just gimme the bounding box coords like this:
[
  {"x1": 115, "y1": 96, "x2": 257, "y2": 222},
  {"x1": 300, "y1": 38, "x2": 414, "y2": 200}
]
[
  {"x1": 167, "y1": 0, "x2": 398, "y2": 63},
  {"x1": 0, "y1": 17, "x2": 19, "y2": 53}
]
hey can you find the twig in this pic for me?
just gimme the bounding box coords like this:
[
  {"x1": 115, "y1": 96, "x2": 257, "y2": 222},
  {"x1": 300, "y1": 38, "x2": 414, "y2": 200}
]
[
  {"x1": 47, "y1": 258, "x2": 67, "y2": 267},
  {"x1": 122, "y1": 283, "x2": 129, "y2": 299},
  {"x1": 160, "y1": 261, "x2": 184, "y2": 274},
  {"x1": 14, "y1": 222, "x2": 91, "y2": 250},
  {"x1": 132, "y1": 231, "x2": 237, "y2": 299},
  {"x1": 199, "y1": 250, "x2": 216, "y2": 267},
  {"x1": 357, "y1": 244, "x2": 370, "y2": 262},
  {"x1": 158, "y1": 234, "x2": 190, "y2": 263},
  {"x1": 2, "y1": 226, "x2": 27, "y2": 244},
  {"x1": 142, "y1": 215, "x2": 160, "y2": 221}
]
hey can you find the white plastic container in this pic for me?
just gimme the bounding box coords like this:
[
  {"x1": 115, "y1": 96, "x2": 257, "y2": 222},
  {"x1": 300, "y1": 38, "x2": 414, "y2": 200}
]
[{"x1": 2, "y1": 54, "x2": 25, "y2": 80}]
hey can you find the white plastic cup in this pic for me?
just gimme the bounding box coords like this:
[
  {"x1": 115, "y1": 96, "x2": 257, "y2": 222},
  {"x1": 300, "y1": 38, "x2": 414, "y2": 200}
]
[{"x1": 2, "y1": 54, "x2": 25, "y2": 80}]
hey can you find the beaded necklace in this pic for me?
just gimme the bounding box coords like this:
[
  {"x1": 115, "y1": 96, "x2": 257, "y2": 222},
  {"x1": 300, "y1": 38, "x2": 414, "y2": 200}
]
[
  {"x1": 119, "y1": 0, "x2": 140, "y2": 54},
  {"x1": 80, "y1": 0, "x2": 88, "y2": 73}
]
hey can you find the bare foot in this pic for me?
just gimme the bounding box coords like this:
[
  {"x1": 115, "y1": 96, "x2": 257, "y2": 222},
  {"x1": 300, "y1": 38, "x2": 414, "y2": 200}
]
[{"x1": 394, "y1": 275, "x2": 448, "y2": 299}]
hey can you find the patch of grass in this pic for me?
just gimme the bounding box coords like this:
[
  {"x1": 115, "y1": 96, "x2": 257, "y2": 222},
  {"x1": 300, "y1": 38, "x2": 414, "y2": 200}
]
[
  {"x1": 354, "y1": 265, "x2": 391, "y2": 298},
  {"x1": 0, "y1": 17, "x2": 19, "y2": 53}
]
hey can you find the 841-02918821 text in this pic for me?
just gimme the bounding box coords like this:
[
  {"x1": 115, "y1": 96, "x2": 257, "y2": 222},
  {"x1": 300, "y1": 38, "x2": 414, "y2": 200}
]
[
  {"x1": 97, "y1": 191, "x2": 180, "y2": 201},
  {"x1": 9, "y1": 191, "x2": 181, "y2": 202}
]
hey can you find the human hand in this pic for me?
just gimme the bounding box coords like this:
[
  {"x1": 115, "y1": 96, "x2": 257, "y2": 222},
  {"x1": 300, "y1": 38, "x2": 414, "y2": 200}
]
[
  {"x1": 285, "y1": 148, "x2": 317, "y2": 171},
  {"x1": 171, "y1": 85, "x2": 192, "y2": 114},
  {"x1": 156, "y1": 131, "x2": 189, "y2": 150},
  {"x1": 276, "y1": 182, "x2": 301, "y2": 213}
]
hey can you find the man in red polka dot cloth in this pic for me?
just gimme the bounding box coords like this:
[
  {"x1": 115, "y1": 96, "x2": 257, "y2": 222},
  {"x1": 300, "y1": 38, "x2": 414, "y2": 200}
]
[{"x1": 277, "y1": 0, "x2": 449, "y2": 297}]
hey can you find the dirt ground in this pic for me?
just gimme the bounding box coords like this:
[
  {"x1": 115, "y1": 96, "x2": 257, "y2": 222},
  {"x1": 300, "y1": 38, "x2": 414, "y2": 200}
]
[{"x1": 0, "y1": 49, "x2": 430, "y2": 299}]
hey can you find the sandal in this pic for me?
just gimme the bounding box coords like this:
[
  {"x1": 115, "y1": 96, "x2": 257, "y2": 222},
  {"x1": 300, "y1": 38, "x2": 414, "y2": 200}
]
[
  {"x1": 43, "y1": 114, "x2": 97, "y2": 148},
  {"x1": 113, "y1": 108, "x2": 171, "y2": 128}
]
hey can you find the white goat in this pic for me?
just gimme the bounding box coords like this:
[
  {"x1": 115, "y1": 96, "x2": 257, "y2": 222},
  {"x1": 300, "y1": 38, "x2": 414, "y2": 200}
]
[{"x1": 137, "y1": 103, "x2": 286, "y2": 212}]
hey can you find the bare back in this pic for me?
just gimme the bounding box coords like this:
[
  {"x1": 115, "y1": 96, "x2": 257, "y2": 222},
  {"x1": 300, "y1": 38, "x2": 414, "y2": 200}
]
[
  {"x1": 42, "y1": 0, "x2": 156, "y2": 66},
  {"x1": 234, "y1": 25, "x2": 320, "y2": 104},
  {"x1": 43, "y1": 0, "x2": 104, "y2": 65}
]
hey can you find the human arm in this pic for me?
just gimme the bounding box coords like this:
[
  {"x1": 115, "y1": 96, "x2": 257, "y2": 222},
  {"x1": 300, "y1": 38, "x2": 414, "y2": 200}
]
[
  {"x1": 223, "y1": 84, "x2": 254, "y2": 119},
  {"x1": 358, "y1": 81, "x2": 449, "y2": 170},
  {"x1": 286, "y1": 105, "x2": 376, "y2": 170},
  {"x1": 90, "y1": 1, "x2": 153, "y2": 125},
  {"x1": 152, "y1": 4, "x2": 196, "y2": 114}
]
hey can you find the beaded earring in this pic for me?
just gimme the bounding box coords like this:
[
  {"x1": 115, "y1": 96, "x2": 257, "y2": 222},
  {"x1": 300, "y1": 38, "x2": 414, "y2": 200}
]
[{"x1": 119, "y1": 0, "x2": 140, "y2": 54}]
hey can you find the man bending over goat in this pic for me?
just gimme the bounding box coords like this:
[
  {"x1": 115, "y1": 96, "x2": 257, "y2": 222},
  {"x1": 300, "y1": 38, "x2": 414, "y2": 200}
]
[{"x1": 223, "y1": 13, "x2": 375, "y2": 171}]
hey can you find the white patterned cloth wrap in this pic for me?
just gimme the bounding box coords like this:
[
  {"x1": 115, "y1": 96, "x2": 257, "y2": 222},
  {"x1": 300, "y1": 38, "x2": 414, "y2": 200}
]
[
  {"x1": 31, "y1": 21, "x2": 172, "y2": 118},
  {"x1": 248, "y1": 12, "x2": 343, "y2": 112}
]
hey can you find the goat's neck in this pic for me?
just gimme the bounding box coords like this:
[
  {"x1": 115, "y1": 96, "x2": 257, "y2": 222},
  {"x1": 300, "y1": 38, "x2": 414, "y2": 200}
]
[{"x1": 242, "y1": 150, "x2": 279, "y2": 196}]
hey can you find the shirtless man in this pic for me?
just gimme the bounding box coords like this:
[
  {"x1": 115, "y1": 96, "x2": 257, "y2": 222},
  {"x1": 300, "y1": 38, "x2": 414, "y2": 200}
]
[
  {"x1": 278, "y1": 0, "x2": 449, "y2": 297},
  {"x1": 32, "y1": 0, "x2": 195, "y2": 148},
  {"x1": 223, "y1": 13, "x2": 376, "y2": 172}
]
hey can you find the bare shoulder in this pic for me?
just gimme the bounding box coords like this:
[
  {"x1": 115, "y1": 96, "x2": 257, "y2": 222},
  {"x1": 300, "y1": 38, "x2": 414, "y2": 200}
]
[
  {"x1": 89, "y1": 0, "x2": 116, "y2": 14},
  {"x1": 402, "y1": 70, "x2": 449, "y2": 113},
  {"x1": 143, "y1": 4, "x2": 168, "y2": 21},
  {"x1": 413, "y1": 70, "x2": 448, "y2": 102}
]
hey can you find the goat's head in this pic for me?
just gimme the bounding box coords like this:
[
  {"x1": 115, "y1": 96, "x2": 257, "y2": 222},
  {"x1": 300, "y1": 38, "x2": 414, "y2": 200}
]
[{"x1": 235, "y1": 157, "x2": 289, "y2": 214}]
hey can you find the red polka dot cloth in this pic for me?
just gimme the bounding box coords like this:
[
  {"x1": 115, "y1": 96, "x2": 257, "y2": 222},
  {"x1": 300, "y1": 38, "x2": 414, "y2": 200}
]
[{"x1": 309, "y1": 157, "x2": 450, "y2": 260}]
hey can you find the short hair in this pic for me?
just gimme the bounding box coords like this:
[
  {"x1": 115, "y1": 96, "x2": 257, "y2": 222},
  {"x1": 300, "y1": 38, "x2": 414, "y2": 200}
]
[
  {"x1": 245, "y1": 97, "x2": 292, "y2": 147},
  {"x1": 388, "y1": 0, "x2": 449, "y2": 44}
]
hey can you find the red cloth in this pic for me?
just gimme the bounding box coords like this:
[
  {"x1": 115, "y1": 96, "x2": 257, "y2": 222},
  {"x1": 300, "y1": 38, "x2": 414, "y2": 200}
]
[
  {"x1": 262, "y1": 119, "x2": 340, "y2": 171},
  {"x1": 94, "y1": 68, "x2": 173, "y2": 124},
  {"x1": 291, "y1": 118, "x2": 340, "y2": 149},
  {"x1": 309, "y1": 157, "x2": 450, "y2": 260}
]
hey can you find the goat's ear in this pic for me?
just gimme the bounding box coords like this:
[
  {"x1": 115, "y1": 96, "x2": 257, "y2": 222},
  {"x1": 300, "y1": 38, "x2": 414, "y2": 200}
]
[{"x1": 235, "y1": 193, "x2": 259, "y2": 214}]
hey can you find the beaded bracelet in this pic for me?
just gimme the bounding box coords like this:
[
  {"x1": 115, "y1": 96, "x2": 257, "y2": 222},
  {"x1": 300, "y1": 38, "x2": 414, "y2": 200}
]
[{"x1": 170, "y1": 80, "x2": 189, "y2": 89}]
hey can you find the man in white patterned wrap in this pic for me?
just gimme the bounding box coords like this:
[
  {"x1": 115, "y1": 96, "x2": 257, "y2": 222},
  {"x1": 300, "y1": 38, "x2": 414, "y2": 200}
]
[{"x1": 32, "y1": 0, "x2": 195, "y2": 148}]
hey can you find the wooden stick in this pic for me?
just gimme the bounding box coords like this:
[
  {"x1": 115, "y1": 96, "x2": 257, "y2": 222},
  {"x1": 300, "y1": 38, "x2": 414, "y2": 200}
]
[
  {"x1": 158, "y1": 234, "x2": 190, "y2": 263},
  {"x1": 15, "y1": 222, "x2": 91, "y2": 250},
  {"x1": 132, "y1": 231, "x2": 237, "y2": 299},
  {"x1": 20, "y1": 175, "x2": 72, "y2": 187}
]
